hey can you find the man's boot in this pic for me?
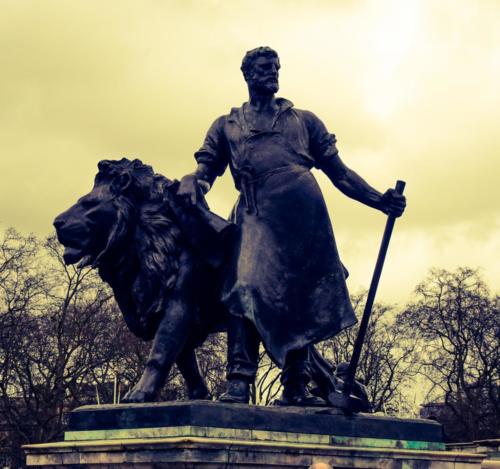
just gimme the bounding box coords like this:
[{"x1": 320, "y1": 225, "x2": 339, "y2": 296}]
[
  {"x1": 219, "y1": 377, "x2": 251, "y2": 404},
  {"x1": 275, "y1": 347, "x2": 328, "y2": 406},
  {"x1": 275, "y1": 379, "x2": 328, "y2": 407}
]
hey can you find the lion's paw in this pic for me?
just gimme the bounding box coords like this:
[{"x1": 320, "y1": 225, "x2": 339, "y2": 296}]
[{"x1": 121, "y1": 389, "x2": 155, "y2": 404}]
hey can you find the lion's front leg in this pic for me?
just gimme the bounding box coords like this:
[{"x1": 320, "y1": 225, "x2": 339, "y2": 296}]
[{"x1": 122, "y1": 295, "x2": 192, "y2": 403}]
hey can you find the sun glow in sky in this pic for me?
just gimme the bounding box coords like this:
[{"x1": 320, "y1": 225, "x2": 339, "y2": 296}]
[{"x1": 0, "y1": 0, "x2": 499, "y2": 304}]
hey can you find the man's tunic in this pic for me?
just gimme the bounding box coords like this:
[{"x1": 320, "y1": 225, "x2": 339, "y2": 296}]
[{"x1": 196, "y1": 98, "x2": 356, "y2": 367}]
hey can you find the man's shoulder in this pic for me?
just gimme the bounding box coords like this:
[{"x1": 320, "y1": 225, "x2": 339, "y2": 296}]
[
  {"x1": 204, "y1": 113, "x2": 232, "y2": 132},
  {"x1": 292, "y1": 108, "x2": 321, "y2": 122},
  {"x1": 209, "y1": 104, "x2": 245, "y2": 126},
  {"x1": 290, "y1": 108, "x2": 326, "y2": 132}
]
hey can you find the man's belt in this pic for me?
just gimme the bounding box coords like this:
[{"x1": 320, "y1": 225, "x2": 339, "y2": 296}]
[{"x1": 234, "y1": 164, "x2": 306, "y2": 215}]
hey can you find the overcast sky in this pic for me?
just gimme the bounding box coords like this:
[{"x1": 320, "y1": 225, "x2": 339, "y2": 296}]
[{"x1": 1, "y1": 0, "x2": 499, "y2": 304}]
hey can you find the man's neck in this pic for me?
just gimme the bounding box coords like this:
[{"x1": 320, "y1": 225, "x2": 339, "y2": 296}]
[{"x1": 248, "y1": 88, "x2": 278, "y2": 112}]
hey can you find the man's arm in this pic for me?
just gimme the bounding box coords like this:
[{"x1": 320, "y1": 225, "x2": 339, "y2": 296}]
[
  {"x1": 305, "y1": 111, "x2": 406, "y2": 217},
  {"x1": 178, "y1": 116, "x2": 228, "y2": 206},
  {"x1": 321, "y1": 153, "x2": 405, "y2": 217}
]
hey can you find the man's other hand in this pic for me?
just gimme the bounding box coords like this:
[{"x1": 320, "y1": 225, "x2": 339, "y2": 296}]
[
  {"x1": 177, "y1": 173, "x2": 199, "y2": 206},
  {"x1": 380, "y1": 189, "x2": 406, "y2": 217}
]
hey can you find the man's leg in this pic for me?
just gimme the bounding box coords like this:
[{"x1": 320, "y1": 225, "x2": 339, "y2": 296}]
[
  {"x1": 278, "y1": 346, "x2": 327, "y2": 406},
  {"x1": 282, "y1": 347, "x2": 311, "y2": 387},
  {"x1": 219, "y1": 315, "x2": 260, "y2": 403}
]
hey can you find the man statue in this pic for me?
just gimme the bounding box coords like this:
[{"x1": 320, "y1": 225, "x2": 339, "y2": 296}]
[{"x1": 178, "y1": 46, "x2": 406, "y2": 405}]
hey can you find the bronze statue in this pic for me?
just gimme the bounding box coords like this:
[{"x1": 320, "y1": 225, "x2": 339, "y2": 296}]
[
  {"x1": 178, "y1": 46, "x2": 406, "y2": 406},
  {"x1": 53, "y1": 158, "x2": 368, "y2": 406},
  {"x1": 53, "y1": 47, "x2": 405, "y2": 407}
]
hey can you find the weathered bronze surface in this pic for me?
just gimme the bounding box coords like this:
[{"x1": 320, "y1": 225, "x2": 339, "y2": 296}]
[
  {"x1": 53, "y1": 159, "x2": 370, "y2": 407},
  {"x1": 54, "y1": 47, "x2": 405, "y2": 408}
]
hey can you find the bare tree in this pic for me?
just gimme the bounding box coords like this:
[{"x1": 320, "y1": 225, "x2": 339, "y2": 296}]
[
  {"x1": 196, "y1": 332, "x2": 227, "y2": 399},
  {"x1": 400, "y1": 267, "x2": 499, "y2": 441},
  {"x1": 254, "y1": 348, "x2": 281, "y2": 405},
  {"x1": 0, "y1": 231, "x2": 126, "y2": 466},
  {"x1": 0, "y1": 230, "x2": 232, "y2": 466},
  {"x1": 316, "y1": 292, "x2": 420, "y2": 415}
]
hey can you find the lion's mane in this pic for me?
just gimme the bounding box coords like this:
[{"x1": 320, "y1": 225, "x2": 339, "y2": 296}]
[{"x1": 95, "y1": 159, "x2": 183, "y2": 340}]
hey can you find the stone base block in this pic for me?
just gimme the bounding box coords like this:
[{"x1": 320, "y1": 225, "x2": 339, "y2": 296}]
[
  {"x1": 63, "y1": 401, "x2": 446, "y2": 449},
  {"x1": 23, "y1": 401, "x2": 484, "y2": 468},
  {"x1": 25, "y1": 436, "x2": 484, "y2": 468}
]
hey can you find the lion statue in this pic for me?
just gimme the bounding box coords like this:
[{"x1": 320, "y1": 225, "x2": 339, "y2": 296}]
[
  {"x1": 53, "y1": 158, "x2": 233, "y2": 402},
  {"x1": 54, "y1": 158, "x2": 370, "y2": 410}
]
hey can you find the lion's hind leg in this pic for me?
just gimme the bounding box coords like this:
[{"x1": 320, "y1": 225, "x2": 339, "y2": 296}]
[{"x1": 176, "y1": 346, "x2": 212, "y2": 400}]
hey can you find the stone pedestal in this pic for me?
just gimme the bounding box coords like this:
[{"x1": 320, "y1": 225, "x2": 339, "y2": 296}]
[
  {"x1": 448, "y1": 440, "x2": 500, "y2": 468},
  {"x1": 24, "y1": 401, "x2": 483, "y2": 468}
]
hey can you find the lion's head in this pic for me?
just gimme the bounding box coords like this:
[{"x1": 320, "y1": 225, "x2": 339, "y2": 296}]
[
  {"x1": 54, "y1": 158, "x2": 182, "y2": 339},
  {"x1": 54, "y1": 158, "x2": 157, "y2": 266}
]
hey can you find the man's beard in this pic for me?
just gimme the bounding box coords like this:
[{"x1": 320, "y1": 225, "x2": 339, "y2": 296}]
[{"x1": 250, "y1": 79, "x2": 279, "y2": 95}]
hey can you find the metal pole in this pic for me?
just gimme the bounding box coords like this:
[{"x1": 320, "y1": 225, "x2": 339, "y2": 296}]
[{"x1": 342, "y1": 180, "x2": 406, "y2": 398}]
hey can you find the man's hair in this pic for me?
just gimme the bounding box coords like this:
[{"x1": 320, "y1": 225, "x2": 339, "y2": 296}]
[{"x1": 241, "y1": 46, "x2": 279, "y2": 80}]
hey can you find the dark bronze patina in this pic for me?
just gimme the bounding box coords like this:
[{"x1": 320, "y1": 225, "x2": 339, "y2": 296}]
[
  {"x1": 54, "y1": 47, "x2": 405, "y2": 409},
  {"x1": 178, "y1": 46, "x2": 406, "y2": 407},
  {"x1": 53, "y1": 158, "x2": 374, "y2": 407}
]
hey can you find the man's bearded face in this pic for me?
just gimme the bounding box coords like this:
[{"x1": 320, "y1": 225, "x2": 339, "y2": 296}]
[{"x1": 246, "y1": 56, "x2": 280, "y2": 95}]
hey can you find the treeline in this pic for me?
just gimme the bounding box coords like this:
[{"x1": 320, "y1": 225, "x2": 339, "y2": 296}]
[{"x1": 0, "y1": 229, "x2": 498, "y2": 467}]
